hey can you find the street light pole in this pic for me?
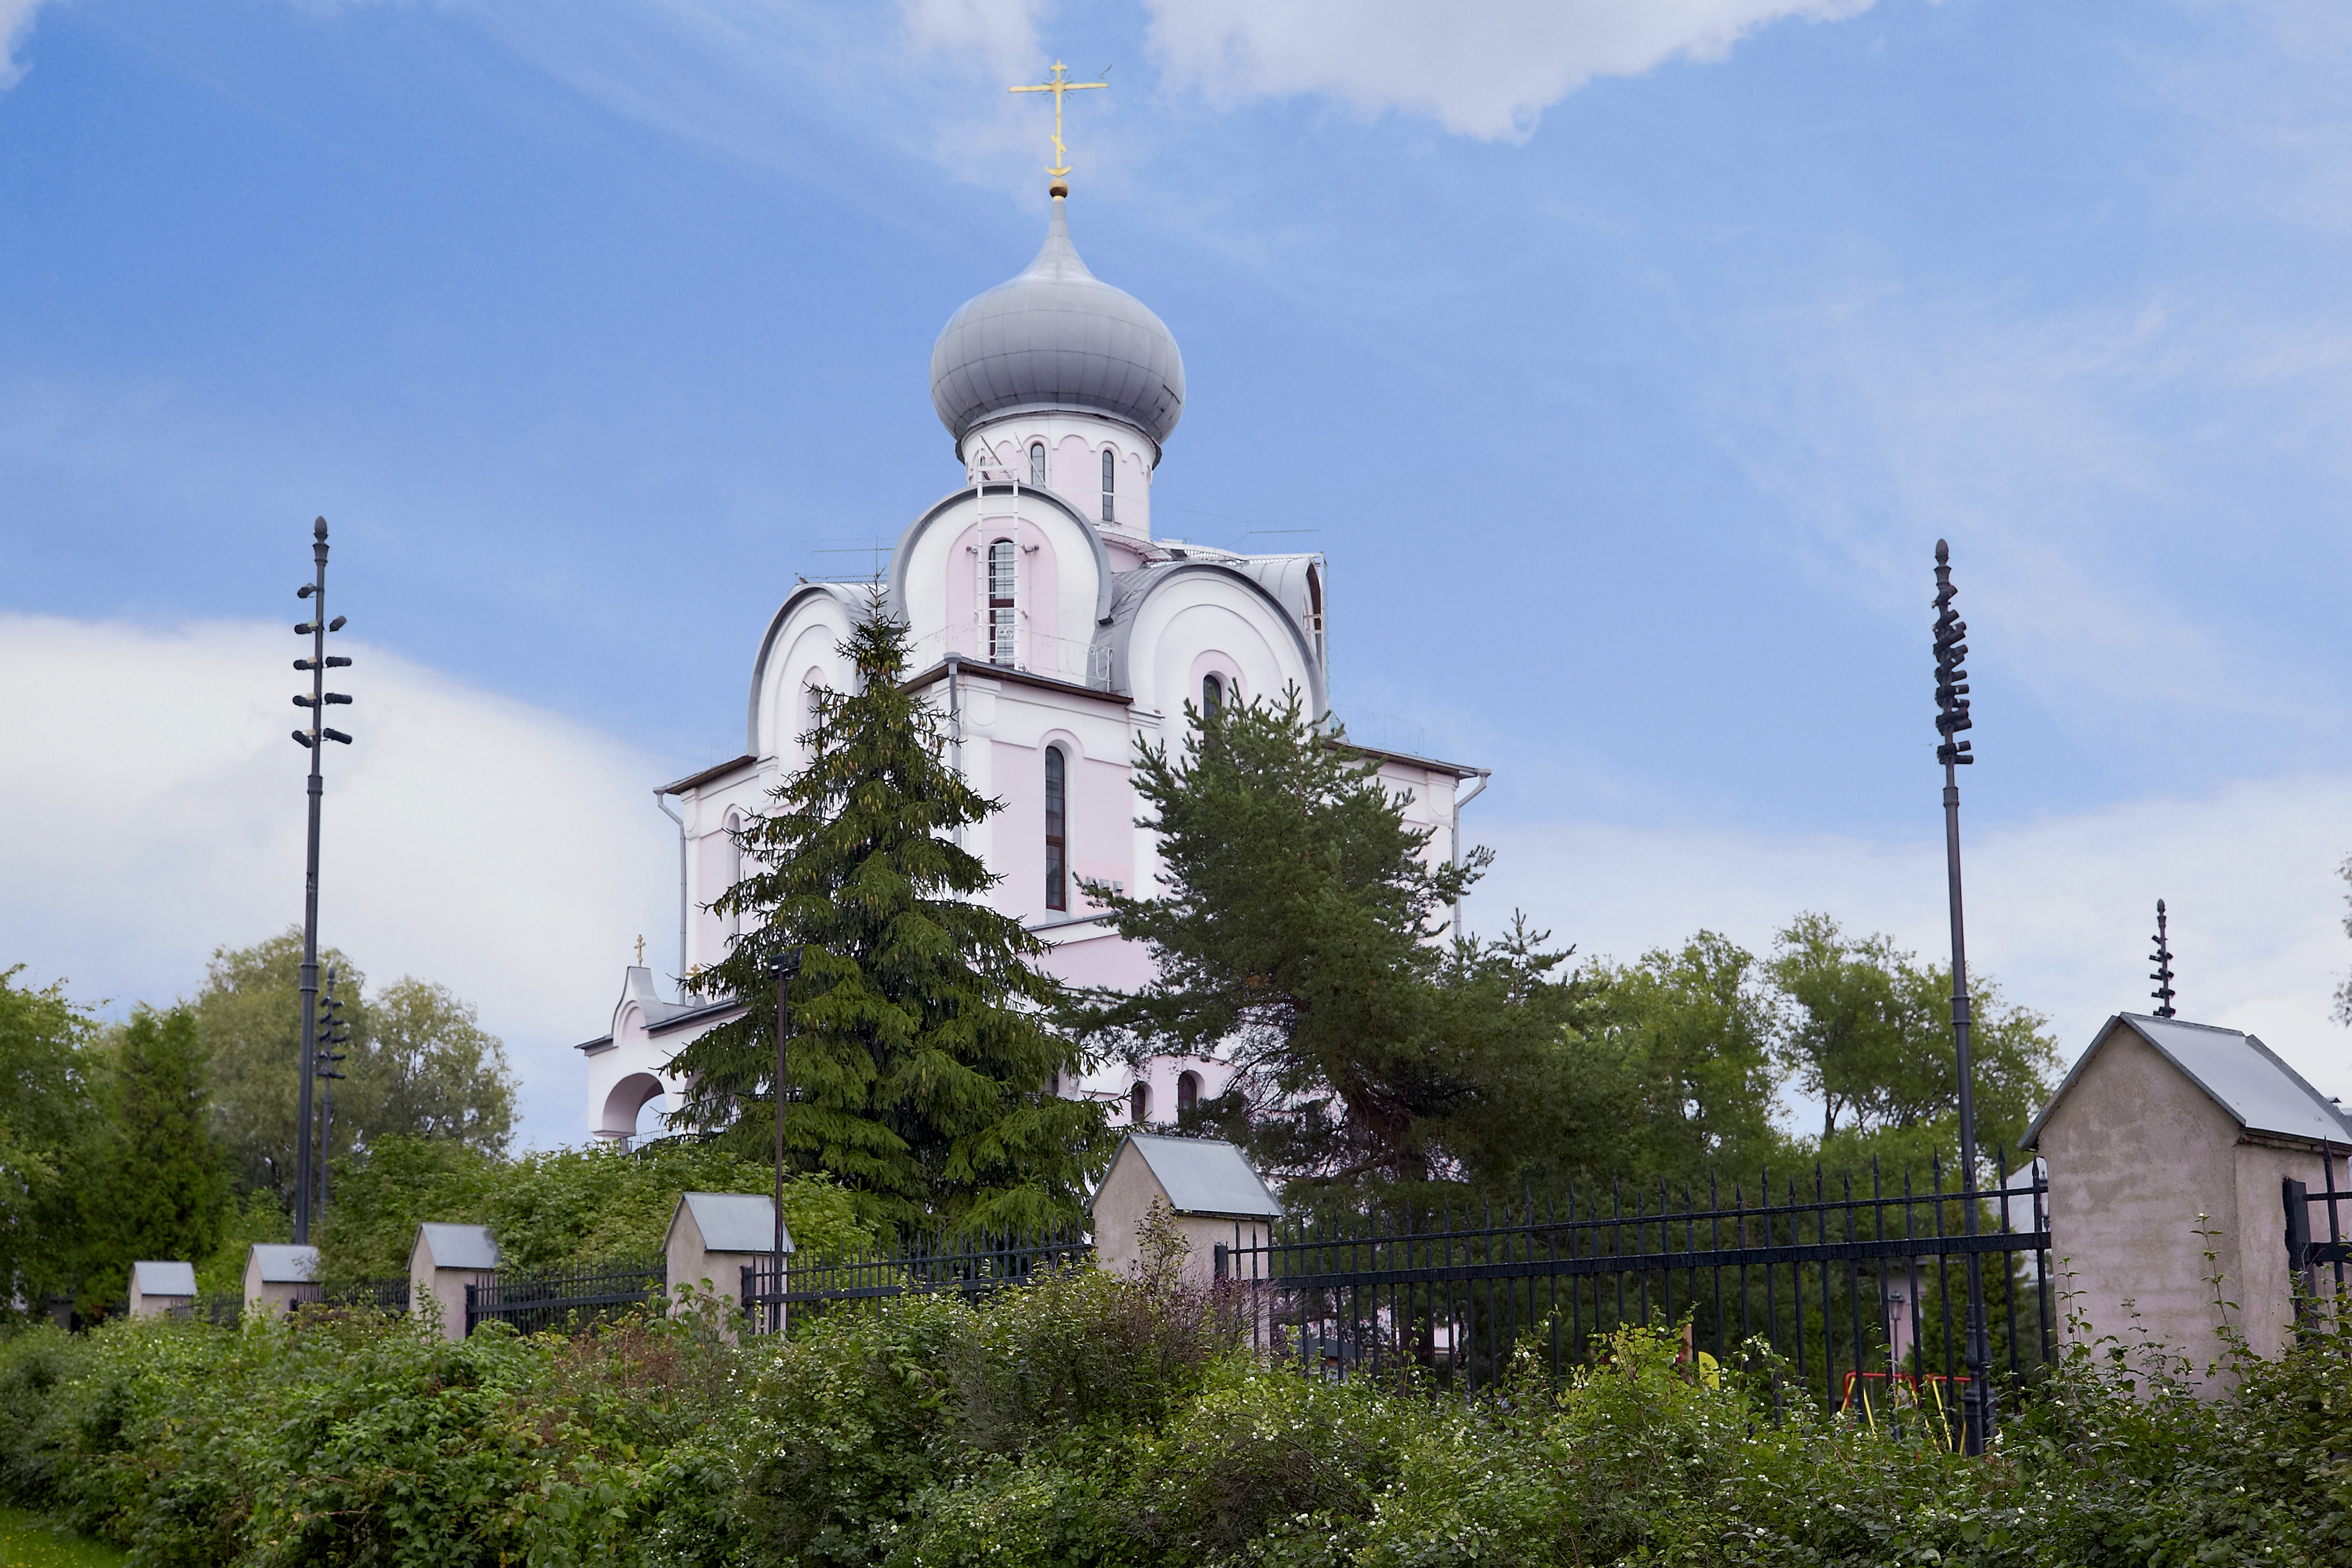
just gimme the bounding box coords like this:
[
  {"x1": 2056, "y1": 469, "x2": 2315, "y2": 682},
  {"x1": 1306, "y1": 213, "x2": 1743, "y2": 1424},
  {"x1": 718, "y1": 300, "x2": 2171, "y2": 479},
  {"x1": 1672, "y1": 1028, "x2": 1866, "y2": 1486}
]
[
  {"x1": 1931, "y1": 538, "x2": 1993, "y2": 1454},
  {"x1": 768, "y1": 948, "x2": 802, "y2": 1335},
  {"x1": 289, "y1": 517, "x2": 354, "y2": 1244}
]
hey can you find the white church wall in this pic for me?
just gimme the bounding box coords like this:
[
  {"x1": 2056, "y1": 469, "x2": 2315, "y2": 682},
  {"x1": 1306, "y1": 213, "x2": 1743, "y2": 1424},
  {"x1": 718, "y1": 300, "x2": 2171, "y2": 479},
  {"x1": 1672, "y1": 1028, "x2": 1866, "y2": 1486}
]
[
  {"x1": 1133, "y1": 591, "x2": 1311, "y2": 722},
  {"x1": 753, "y1": 604, "x2": 856, "y2": 760},
  {"x1": 967, "y1": 411, "x2": 1155, "y2": 537}
]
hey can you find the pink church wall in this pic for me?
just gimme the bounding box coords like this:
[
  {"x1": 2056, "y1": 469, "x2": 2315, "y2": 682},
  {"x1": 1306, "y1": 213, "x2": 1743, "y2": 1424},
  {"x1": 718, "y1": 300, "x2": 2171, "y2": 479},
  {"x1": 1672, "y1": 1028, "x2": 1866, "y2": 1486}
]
[
  {"x1": 991, "y1": 729, "x2": 1134, "y2": 924},
  {"x1": 944, "y1": 518, "x2": 1061, "y2": 669},
  {"x1": 1041, "y1": 928, "x2": 1157, "y2": 993}
]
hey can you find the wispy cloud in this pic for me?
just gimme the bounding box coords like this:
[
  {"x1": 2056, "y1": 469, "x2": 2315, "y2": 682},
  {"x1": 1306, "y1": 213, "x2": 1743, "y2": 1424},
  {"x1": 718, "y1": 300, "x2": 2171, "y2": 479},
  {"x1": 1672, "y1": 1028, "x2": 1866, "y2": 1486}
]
[
  {"x1": 1, "y1": 0, "x2": 51, "y2": 89},
  {"x1": 1142, "y1": 0, "x2": 1878, "y2": 140},
  {"x1": 0, "y1": 615, "x2": 679, "y2": 1149},
  {"x1": 1474, "y1": 771, "x2": 2352, "y2": 1109}
]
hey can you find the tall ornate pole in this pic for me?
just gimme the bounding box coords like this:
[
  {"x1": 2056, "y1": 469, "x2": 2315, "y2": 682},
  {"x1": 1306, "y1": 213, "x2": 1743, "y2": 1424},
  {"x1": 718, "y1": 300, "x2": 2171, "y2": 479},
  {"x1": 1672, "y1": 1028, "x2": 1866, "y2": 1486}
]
[
  {"x1": 315, "y1": 966, "x2": 350, "y2": 1217},
  {"x1": 1931, "y1": 538, "x2": 1993, "y2": 1454},
  {"x1": 289, "y1": 518, "x2": 353, "y2": 1243},
  {"x1": 2150, "y1": 900, "x2": 2176, "y2": 1018}
]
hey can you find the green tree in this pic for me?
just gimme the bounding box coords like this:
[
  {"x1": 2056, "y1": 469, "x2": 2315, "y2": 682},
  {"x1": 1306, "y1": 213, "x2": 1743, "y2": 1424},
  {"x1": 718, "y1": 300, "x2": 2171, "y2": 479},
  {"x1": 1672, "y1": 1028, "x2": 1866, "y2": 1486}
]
[
  {"x1": 0, "y1": 966, "x2": 98, "y2": 1312},
  {"x1": 1073, "y1": 687, "x2": 1488, "y2": 1190},
  {"x1": 1571, "y1": 931, "x2": 1789, "y2": 1184},
  {"x1": 191, "y1": 932, "x2": 516, "y2": 1205},
  {"x1": 73, "y1": 1005, "x2": 231, "y2": 1309},
  {"x1": 1770, "y1": 912, "x2": 2058, "y2": 1172},
  {"x1": 676, "y1": 598, "x2": 1104, "y2": 1235}
]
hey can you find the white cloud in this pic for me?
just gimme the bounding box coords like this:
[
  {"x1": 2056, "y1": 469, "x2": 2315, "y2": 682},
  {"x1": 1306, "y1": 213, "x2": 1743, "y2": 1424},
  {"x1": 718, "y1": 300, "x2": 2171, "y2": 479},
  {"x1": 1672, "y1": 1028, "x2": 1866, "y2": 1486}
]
[
  {"x1": 0, "y1": 0, "x2": 51, "y2": 89},
  {"x1": 898, "y1": 0, "x2": 1048, "y2": 85},
  {"x1": 1472, "y1": 772, "x2": 2352, "y2": 1117},
  {"x1": 0, "y1": 615, "x2": 679, "y2": 1150},
  {"x1": 1142, "y1": 0, "x2": 1877, "y2": 140}
]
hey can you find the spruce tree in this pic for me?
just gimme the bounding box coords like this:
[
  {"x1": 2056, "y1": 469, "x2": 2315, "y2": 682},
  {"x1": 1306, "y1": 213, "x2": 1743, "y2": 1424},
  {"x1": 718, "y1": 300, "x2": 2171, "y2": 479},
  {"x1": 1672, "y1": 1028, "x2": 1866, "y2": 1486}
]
[
  {"x1": 673, "y1": 597, "x2": 1105, "y2": 1235},
  {"x1": 76, "y1": 1005, "x2": 230, "y2": 1308}
]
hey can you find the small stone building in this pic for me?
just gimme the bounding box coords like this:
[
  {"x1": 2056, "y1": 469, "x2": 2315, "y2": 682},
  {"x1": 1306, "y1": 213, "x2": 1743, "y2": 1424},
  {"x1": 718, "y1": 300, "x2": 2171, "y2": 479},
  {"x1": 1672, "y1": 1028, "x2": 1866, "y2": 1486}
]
[
  {"x1": 2023, "y1": 1012, "x2": 2351, "y2": 1378},
  {"x1": 409, "y1": 1223, "x2": 501, "y2": 1340},
  {"x1": 1090, "y1": 1132, "x2": 1283, "y2": 1287},
  {"x1": 243, "y1": 1244, "x2": 318, "y2": 1316},
  {"x1": 129, "y1": 1260, "x2": 196, "y2": 1318},
  {"x1": 664, "y1": 1191, "x2": 786, "y2": 1330}
]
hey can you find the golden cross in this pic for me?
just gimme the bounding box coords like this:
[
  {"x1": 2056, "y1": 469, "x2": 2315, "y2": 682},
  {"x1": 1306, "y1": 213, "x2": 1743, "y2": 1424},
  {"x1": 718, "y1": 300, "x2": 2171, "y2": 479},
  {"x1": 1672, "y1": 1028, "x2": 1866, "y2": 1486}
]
[
  {"x1": 1010, "y1": 62, "x2": 1107, "y2": 187},
  {"x1": 634, "y1": 935, "x2": 645, "y2": 966}
]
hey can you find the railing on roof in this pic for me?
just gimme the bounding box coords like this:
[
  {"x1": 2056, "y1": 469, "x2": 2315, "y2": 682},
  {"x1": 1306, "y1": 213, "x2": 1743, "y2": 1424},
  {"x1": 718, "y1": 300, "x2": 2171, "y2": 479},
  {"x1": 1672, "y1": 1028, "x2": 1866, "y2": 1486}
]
[{"x1": 908, "y1": 618, "x2": 1113, "y2": 692}]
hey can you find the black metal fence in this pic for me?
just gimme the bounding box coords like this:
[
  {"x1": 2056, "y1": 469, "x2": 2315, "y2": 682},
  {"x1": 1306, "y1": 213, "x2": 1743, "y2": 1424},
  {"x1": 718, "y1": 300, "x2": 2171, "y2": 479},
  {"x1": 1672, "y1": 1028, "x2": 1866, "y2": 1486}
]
[
  {"x1": 288, "y1": 1277, "x2": 410, "y2": 1315},
  {"x1": 2283, "y1": 1145, "x2": 2352, "y2": 1317},
  {"x1": 1217, "y1": 1154, "x2": 2053, "y2": 1435},
  {"x1": 742, "y1": 1225, "x2": 1093, "y2": 1335},
  {"x1": 466, "y1": 1260, "x2": 665, "y2": 1336}
]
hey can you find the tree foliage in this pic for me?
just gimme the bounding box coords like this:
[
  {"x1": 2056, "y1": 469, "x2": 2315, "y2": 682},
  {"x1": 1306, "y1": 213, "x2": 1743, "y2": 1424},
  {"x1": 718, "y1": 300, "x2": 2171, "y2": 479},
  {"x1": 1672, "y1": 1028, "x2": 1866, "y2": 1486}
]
[
  {"x1": 71, "y1": 1006, "x2": 232, "y2": 1311},
  {"x1": 0, "y1": 967, "x2": 98, "y2": 1311},
  {"x1": 1073, "y1": 688, "x2": 1498, "y2": 1190},
  {"x1": 191, "y1": 932, "x2": 517, "y2": 1206},
  {"x1": 675, "y1": 599, "x2": 1105, "y2": 1236}
]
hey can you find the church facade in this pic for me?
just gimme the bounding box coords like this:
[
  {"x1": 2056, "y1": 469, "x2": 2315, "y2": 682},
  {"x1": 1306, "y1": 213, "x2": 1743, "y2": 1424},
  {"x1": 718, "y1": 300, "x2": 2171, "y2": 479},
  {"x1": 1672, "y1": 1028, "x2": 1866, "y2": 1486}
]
[{"x1": 578, "y1": 193, "x2": 1487, "y2": 1143}]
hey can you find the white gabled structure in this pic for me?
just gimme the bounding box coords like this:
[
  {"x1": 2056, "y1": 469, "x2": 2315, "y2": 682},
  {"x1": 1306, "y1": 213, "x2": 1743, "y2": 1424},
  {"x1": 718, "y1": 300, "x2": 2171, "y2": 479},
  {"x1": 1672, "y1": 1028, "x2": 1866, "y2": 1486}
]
[{"x1": 582, "y1": 189, "x2": 1488, "y2": 1146}]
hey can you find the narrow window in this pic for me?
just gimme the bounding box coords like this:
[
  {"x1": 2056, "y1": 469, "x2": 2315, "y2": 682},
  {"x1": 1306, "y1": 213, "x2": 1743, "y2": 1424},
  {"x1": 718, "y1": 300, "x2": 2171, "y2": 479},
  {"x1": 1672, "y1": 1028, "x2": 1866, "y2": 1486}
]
[
  {"x1": 1177, "y1": 1071, "x2": 1200, "y2": 1114},
  {"x1": 1100, "y1": 448, "x2": 1116, "y2": 524},
  {"x1": 987, "y1": 539, "x2": 1016, "y2": 665},
  {"x1": 1202, "y1": 673, "x2": 1223, "y2": 715},
  {"x1": 1029, "y1": 442, "x2": 1046, "y2": 488},
  {"x1": 1044, "y1": 746, "x2": 1067, "y2": 912},
  {"x1": 1130, "y1": 1081, "x2": 1150, "y2": 1125}
]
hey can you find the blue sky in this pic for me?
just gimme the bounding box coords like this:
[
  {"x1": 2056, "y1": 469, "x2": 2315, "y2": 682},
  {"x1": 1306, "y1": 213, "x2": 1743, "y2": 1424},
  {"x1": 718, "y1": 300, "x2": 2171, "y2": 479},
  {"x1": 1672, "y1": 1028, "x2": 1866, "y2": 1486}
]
[{"x1": 5, "y1": 0, "x2": 2350, "y2": 1144}]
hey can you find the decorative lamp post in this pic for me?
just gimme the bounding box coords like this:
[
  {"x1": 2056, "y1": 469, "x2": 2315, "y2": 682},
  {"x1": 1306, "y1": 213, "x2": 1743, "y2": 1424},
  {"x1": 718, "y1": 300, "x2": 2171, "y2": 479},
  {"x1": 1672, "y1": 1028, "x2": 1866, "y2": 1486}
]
[
  {"x1": 1931, "y1": 538, "x2": 1994, "y2": 1454},
  {"x1": 2150, "y1": 900, "x2": 2177, "y2": 1019},
  {"x1": 767, "y1": 948, "x2": 803, "y2": 1334},
  {"x1": 315, "y1": 966, "x2": 351, "y2": 1216},
  {"x1": 289, "y1": 516, "x2": 354, "y2": 1244}
]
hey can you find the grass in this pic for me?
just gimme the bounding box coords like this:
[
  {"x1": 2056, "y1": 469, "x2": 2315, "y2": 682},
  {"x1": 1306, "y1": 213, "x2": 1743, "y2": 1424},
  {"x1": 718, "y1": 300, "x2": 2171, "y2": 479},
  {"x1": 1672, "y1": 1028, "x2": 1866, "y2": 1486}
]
[{"x1": 0, "y1": 1509, "x2": 125, "y2": 1568}]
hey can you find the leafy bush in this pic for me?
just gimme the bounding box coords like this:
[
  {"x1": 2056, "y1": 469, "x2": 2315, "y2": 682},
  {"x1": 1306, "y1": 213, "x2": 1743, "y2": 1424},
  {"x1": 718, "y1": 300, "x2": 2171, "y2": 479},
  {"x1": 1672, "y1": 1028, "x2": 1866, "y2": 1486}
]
[
  {"x1": 316, "y1": 1135, "x2": 871, "y2": 1284},
  {"x1": 3, "y1": 1261, "x2": 2348, "y2": 1566}
]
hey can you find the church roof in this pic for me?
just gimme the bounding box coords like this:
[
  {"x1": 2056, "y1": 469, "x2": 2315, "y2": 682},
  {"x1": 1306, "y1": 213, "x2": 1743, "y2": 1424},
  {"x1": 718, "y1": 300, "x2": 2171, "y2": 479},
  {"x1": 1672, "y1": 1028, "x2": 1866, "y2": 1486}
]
[{"x1": 930, "y1": 195, "x2": 1185, "y2": 450}]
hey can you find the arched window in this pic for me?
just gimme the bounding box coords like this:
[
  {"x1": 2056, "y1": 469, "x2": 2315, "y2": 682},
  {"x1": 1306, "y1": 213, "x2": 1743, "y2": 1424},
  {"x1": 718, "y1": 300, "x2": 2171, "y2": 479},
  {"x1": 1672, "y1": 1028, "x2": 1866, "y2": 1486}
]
[
  {"x1": 1044, "y1": 746, "x2": 1067, "y2": 912},
  {"x1": 1177, "y1": 1071, "x2": 1200, "y2": 1114},
  {"x1": 986, "y1": 539, "x2": 1016, "y2": 665},
  {"x1": 1100, "y1": 448, "x2": 1116, "y2": 524},
  {"x1": 1201, "y1": 673, "x2": 1223, "y2": 716},
  {"x1": 1130, "y1": 1081, "x2": 1150, "y2": 1125},
  {"x1": 1029, "y1": 442, "x2": 1046, "y2": 488}
]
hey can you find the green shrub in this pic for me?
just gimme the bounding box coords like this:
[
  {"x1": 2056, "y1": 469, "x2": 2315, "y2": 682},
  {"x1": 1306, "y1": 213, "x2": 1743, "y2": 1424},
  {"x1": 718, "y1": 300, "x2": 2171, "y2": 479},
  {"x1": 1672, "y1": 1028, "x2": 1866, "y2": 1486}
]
[{"x1": 3, "y1": 1262, "x2": 2349, "y2": 1566}]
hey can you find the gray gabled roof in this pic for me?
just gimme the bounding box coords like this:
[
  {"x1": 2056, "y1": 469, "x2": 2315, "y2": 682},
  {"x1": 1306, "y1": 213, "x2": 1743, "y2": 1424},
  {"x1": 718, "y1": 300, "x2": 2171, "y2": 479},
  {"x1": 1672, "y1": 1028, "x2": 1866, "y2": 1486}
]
[
  {"x1": 132, "y1": 1260, "x2": 196, "y2": 1297},
  {"x1": 415, "y1": 1223, "x2": 501, "y2": 1271},
  {"x1": 674, "y1": 1192, "x2": 791, "y2": 1255},
  {"x1": 2023, "y1": 1012, "x2": 2352, "y2": 1151},
  {"x1": 1091, "y1": 1133, "x2": 1283, "y2": 1220},
  {"x1": 250, "y1": 1244, "x2": 318, "y2": 1284}
]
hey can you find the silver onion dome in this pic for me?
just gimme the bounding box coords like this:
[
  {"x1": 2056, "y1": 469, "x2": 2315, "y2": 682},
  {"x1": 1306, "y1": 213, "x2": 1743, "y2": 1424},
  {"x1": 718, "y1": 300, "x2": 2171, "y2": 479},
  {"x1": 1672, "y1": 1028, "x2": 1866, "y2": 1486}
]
[{"x1": 930, "y1": 195, "x2": 1185, "y2": 451}]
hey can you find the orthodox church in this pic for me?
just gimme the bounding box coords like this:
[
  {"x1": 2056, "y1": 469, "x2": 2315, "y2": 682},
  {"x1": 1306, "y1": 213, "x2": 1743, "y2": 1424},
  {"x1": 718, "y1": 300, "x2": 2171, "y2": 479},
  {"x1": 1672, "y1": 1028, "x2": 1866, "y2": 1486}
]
[{"x1": 578, "y1": 185, "x2": 1487, "y2": 1143}]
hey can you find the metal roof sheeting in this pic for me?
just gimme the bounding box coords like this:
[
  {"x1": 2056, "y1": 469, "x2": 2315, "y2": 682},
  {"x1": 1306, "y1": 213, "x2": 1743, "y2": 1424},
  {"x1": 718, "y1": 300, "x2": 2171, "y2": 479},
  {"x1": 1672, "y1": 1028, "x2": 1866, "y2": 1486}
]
[
  {"x1": 132, "y1": 1261, "x2": 196, "y2": 1297},
  {"x1": 1096, "y1": 1133, "x2": 1283, "y2": 1219},
  {"x1": 250, "y1": 1244, "x2": 318, "y2": 1284},
  {"x1": 2025, "y1": 1013, "x2": 2352, "y2": 1151},
  {"x1": 415, "y1": 1223, "x2": 500, "y2": 1271},
  {"x1": 930, "y1": 197, "x2": 1185, "y2": 449},
  {"x1": 677, "y1": 1192, "x2": 789, "y2": 1255}
]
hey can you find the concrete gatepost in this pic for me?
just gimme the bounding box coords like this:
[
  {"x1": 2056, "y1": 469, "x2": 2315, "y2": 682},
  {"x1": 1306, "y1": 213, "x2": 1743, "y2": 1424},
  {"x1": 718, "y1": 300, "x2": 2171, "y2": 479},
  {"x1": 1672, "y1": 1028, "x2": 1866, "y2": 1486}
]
[
  {"x1": 2023, "y1": 1012, "x2": 2352, "y2": 1392},
  {"x1": 1089, "y1": 1132, "x2": 1282, "y2": 1289},
  {"x1": 664, "y1": 1191, "x2": 789, "y2": 1339},
  {"x1": 408, "y1": 1223, "x2": 501, "y2": 1340},
  {"x1": 243, "y1": 1244, "x2": 319, "y2": 1319},
  {"x1": 129, "y1": 1261, "x2": 196, "y2": 1319}
]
